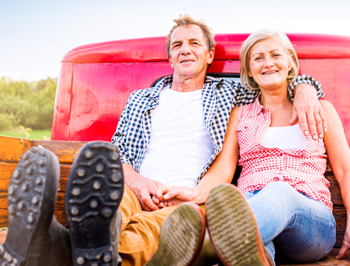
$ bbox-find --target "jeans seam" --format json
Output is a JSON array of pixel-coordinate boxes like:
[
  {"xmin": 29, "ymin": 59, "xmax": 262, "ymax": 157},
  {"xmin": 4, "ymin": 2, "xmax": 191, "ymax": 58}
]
[{"xmin": 314, "ymin": 240, "xmax": 335, "ymax": 261}]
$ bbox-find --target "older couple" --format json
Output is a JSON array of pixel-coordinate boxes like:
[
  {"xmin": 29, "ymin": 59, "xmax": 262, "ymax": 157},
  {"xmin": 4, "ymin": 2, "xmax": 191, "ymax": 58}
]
[
  {"xmin": 148, "ymin": 29, "xmax": 350, "ymax": 266},
  {"xmin": 1, "ymin": 14, "xmax": 344, "ymax": 266}
]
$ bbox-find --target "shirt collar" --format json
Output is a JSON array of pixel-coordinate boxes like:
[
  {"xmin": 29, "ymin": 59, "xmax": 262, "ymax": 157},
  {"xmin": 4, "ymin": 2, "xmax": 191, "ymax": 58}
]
[
  {"xmin": 250, "ymin": 94, "xmax": 268, "ymax": 117},
  {"xmin": 204, "ymin": 75, "xmax": 222, "ymax": 85},
  {"xmin": 145, "ymin": 76, "xmax": 173, "ymax": 99},
  {"xmin": 145, "ymin": 75, "xmax": 223, "ymax": 99}
]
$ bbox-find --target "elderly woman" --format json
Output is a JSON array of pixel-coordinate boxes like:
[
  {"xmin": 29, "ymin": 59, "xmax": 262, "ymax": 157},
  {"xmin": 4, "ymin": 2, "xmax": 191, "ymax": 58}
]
[{"xmin": 201, "ymin": 30, "xmax": 350, "ymax": 265}]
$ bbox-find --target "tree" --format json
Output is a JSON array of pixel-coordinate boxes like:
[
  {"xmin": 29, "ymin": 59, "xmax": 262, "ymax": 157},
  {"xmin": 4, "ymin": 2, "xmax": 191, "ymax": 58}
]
[{"xmin": 0, "ymin": 76, "xmax": 57, "ymax": 130}]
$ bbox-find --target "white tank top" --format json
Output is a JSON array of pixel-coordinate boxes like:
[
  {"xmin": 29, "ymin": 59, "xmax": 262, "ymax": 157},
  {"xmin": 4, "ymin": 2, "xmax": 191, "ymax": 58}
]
[
  {"xmin": 139, "ymin": 86, "xmax": 214, "ymax": 188},
  {"xmin": 261, "ymin": 124, "xmax": 307, "ymax": 151},
  {"xmin": 261, "ymin": 124, "xmax": 307, "ymax": 181}
]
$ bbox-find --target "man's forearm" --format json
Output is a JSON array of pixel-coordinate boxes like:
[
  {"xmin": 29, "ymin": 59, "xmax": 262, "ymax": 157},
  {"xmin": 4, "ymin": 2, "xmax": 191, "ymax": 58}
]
[{"xmin": 122, "ymin": 163, "xmax": 143, "ymax": 188}]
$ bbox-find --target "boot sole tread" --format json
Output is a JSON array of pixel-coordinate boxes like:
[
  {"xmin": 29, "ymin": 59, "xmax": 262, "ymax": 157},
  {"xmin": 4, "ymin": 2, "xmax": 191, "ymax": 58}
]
[
  {"xmin": 206, "ymin": 184, "xmax": 270, "ymax": 266},
  {"xmin": 65, "ymin": 142, "xmax": 124, "ymax": 266},
  {"xmin": 0, "ymin": 147, "xmax": 59, "ymax": 266},
  {"xmin": 146, "ymin": 203, "xmax": 205, "ymax": 266}
]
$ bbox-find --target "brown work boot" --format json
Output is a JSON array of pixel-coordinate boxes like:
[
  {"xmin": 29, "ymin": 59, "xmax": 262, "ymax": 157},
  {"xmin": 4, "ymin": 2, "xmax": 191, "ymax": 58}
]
[
  {"xmin": 65, "ymin": 141, "xmax": 124, "ymax": 266},
  {"xmin": 206, "ymin": 184, "xmax": 274, "ymax": 266},
  {"xmin": 0, "ymin": 147, "xmax": 73, "ymax": 266},
  {"xmin": 146, "ymin": 202, "xmax": 206, "ymax": 266}
]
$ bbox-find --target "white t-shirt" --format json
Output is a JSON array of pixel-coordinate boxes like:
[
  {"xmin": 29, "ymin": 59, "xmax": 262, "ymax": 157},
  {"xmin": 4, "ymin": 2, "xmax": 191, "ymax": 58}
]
[{"xmin": 139, "ymin": 86, "xmax": 214, "ymax": 188}]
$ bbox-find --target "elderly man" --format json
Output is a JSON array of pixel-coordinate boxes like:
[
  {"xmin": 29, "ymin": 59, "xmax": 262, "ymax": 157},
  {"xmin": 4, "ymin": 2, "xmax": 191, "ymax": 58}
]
[{"xmin": 1, "ymin": 14, "xmax": 325, "ymax": 266}]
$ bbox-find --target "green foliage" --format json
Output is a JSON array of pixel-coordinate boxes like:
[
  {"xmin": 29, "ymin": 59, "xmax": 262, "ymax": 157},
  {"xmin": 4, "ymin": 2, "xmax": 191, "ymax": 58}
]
[
  {"xmin": 0, "ymin": 76, "xmax": 57, "ymax": 130},
  {"xmin": 0, "ymin": 113, "xmax": 14, "ymax": 131}
]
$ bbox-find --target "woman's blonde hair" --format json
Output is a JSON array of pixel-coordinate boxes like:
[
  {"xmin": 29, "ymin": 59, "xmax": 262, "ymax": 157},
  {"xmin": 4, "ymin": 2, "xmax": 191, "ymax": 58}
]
[{"xmin": 240, "ymin": 30, "xmax": 299, "ymax": 90}]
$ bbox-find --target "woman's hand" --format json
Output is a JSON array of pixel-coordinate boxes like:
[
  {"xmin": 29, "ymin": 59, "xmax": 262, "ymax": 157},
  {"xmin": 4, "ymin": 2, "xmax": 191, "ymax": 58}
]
[{"xmin": 336, "ymin": 220, "xmax": 350, "ymax": 259}]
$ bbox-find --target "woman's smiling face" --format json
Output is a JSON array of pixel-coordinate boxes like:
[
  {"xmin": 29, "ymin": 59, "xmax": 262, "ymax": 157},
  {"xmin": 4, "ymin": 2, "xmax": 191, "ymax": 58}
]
[{"xmin": 248, "ymin": 37, "xmax": 293, "ymax": 91}]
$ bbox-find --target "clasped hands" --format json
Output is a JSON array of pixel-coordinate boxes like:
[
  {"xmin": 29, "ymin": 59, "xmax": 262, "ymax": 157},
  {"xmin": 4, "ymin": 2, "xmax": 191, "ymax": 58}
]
[
  {"xmin": 152, "ymin": 185, "xmax": 197, "ymax": 208},
  {"xmin": 130, "ymin": 176, "xmax": 197, "ymax": 212}
]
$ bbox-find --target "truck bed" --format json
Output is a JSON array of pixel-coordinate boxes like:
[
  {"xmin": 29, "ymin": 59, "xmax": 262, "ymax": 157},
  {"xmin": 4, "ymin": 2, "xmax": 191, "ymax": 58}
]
[{"xmin": 0, "ymin": 135, "xmax": 349, "ymax": 265}]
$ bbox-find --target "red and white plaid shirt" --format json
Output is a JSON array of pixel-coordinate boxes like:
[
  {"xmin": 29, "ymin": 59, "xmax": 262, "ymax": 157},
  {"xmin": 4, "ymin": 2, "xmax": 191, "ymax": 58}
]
[{"xmin": 237, "ymin": 97, "xmax": 332, "ymax": 211}]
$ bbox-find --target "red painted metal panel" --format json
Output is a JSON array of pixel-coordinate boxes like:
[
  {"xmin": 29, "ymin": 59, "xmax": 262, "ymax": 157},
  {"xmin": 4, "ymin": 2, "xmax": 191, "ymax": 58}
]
[
  {"xmin": 65, "ymin": 62, "xmax": 172, "ymax": 141},
  {"xmin": 52, "ymin": 62, "xmax": 73, "ymax": 140},
  {"xmin": 62, "ymin": 37, "xmax": 168, "ymax": 63},
  {"xmin": 298, "ymin": 58, "xmax": 350, "ymax": 144},
  {"xmin": 52, "ymin": 60, "xmax": 242, "ymax": 141},
  {"xmin": 62, "ymin": 34, "xmax": 350, "ymax": 63},
  {"xmin": 207, "ymin": 60, "xmax": 240, "ymax": 73},
  {"xmin": 52, "ymin": 34, "xmax": 350, "ymax": 143}
]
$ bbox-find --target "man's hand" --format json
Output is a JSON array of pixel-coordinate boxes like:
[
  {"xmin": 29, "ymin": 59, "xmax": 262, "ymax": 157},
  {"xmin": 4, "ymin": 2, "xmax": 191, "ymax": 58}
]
[
  {"xmin": 132, "ymin": 177, "xmax": 165, "ymax": 211},
  {"xmin": 291, "ymin": 83, "xmax": 327, "ymax": 139},
  {"xmin": 123, "ymin": 164, "xmax": 164, "ymax": 212},
  {"xmin": 155, "ymin": 186, "xmax": 197, "ymax": 207}
]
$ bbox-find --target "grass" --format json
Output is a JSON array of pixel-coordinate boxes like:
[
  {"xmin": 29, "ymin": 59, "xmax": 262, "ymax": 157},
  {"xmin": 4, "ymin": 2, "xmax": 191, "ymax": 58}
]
[{"xmin": 0, "ymin": 128, "xmax": 51, "ymax": 140}]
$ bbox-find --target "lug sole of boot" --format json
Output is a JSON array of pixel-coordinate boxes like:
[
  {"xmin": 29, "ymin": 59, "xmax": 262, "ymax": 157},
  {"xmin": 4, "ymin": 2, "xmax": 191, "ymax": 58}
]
[
  {"xmin": 65, "ymin": 142, "xmax": 124, "ymax": 266},
  {"xmin": 146, "ymin": 202, "xmax": 206, "ymax": 266},
  {"xmin": 0, "ymin": 147, "xmax": 59, "ymax": 266},
  {"xmin": 206, "ymin": 184, "xmax": 271, "ymax": 266}
]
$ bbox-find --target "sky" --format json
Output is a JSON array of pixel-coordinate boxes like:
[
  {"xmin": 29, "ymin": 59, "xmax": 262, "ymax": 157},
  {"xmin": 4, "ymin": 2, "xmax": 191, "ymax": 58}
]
[{"xmin": 1, "ymin": 0, "xmax": 349, "ymax": 81}]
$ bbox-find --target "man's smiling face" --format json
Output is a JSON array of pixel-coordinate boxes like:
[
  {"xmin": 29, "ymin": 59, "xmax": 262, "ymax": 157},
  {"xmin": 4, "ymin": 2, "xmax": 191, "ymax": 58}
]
[{"xmin": 168, "ymin": 25, "xmax": 214, "ymax": 80}]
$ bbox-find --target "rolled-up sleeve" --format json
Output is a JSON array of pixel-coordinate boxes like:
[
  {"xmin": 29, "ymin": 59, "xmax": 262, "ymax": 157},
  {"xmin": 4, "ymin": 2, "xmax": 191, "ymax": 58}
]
[{"xmin": 288, "ymin": 75, "xmax": 324, "ymax": 100}]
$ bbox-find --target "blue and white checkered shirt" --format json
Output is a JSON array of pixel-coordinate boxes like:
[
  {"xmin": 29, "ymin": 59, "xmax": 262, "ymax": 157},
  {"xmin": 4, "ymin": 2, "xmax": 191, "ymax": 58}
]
[{"xmin": 112, "ymin": 75, "xmax": 323, "ymax": 184}]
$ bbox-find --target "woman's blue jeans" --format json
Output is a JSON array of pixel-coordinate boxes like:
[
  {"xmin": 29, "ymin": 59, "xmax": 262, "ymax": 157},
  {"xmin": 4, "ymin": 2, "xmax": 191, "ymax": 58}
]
[{"xmin": 243, "ymin": 181, "xmax": 336, "ymax": 265}]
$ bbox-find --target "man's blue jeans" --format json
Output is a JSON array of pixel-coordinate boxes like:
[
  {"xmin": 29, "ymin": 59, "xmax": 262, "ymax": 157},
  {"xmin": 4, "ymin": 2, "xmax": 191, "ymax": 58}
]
[{"xmin": 243, "ymin": 181, "xmax": 336, "ymax": 265}]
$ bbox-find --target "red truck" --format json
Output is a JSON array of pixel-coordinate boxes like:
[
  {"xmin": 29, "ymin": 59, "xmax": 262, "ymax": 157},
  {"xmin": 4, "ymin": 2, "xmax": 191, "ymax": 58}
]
[{"xmin": 1, "ymin": 33, "xmax": 350, "ymax": 265}]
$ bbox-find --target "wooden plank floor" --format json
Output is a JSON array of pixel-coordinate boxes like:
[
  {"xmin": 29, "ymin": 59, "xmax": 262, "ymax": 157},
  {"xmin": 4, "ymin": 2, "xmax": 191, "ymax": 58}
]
[{"xmin": 0, "ymin": 228, "xmax": 349, "ymax": 265}]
